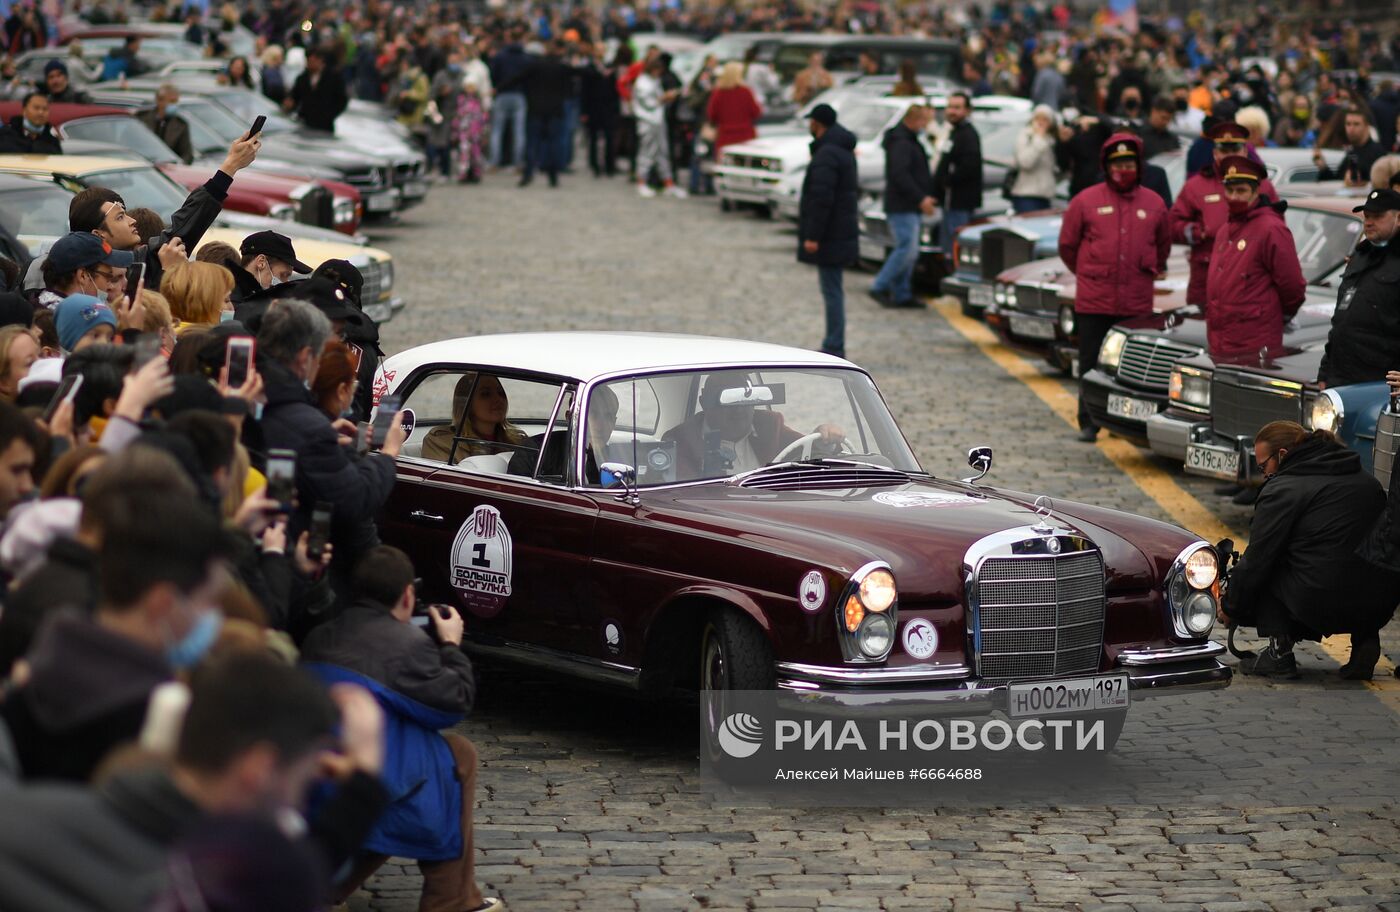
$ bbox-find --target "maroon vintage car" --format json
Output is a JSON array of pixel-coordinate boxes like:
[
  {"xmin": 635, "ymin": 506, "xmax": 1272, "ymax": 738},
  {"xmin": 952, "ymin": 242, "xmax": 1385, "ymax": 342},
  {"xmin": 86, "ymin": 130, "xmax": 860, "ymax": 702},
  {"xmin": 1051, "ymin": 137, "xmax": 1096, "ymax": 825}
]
[{"xmin": 374, "ymin": 333, "xmax": 1230, "ymax": 746}]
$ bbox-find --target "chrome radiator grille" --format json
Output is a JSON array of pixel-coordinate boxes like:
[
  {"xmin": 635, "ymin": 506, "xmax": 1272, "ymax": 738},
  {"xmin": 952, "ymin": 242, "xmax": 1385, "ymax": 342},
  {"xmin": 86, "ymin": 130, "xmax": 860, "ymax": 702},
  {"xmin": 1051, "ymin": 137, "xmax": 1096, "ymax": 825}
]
[
  {"xmin": 1115, "ymin": 336, "xmax": 1200, "ymax": 391},
  {"xmin": 973, "ymin": 551, "xmax": 1106, "ymax": 680},
  {"xmin": 1375, "ymin": 407, "xmax": 1398, "ymax": 493},
  {"xmin": 359, "ymin": 260, "xmax": 383, "ymax": 304},
  {"xmin": 1014, "ymin": 283, "xmax": 1058, "ymax": 315},
  {"xmin": 1211, "ymin": 374, "xmax": 1302, "ymax": 440}
]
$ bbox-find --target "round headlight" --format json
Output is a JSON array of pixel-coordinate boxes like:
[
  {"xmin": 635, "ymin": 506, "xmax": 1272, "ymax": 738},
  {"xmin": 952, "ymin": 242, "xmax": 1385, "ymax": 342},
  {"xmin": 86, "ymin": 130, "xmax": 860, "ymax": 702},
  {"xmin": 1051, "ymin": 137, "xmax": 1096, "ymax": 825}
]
[
  {"xmin": 1098, "ymin": 330, "xmax": 1127, "ymax": 370},
  {"xmin": 1058, "ymin": 304, "xmax": 1075, "ymax": 337},
  {"xmin": 1184, "ymin": 592, "xmax": 1215, "ymax": 636},
  {"xmin": 859, "ymin": 569, "xmax": 896, "ymax": 612},
  {"xmin": 1308, "ymin": 391, "xmax": 1342, "ymax": 435},
  {"xmin": 1184, "ymin": 548, "xmax": 1218, "ymax": 589},
  {"xmin": 1168, "ymin": 572, "xmax": 1189, "ymax": 610},
  {"xmin": 859, "ymin": 614, "xmax": 893, "ymax": 657}
]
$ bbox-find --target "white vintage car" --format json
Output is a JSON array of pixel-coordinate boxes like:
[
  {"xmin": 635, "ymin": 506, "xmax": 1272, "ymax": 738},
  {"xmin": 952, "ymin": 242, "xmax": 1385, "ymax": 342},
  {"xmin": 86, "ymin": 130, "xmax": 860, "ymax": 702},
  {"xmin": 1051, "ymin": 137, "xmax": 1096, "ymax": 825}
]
[{"xmin": 715, "ymin": 94, "xmax": 1031, "ymax": 213}]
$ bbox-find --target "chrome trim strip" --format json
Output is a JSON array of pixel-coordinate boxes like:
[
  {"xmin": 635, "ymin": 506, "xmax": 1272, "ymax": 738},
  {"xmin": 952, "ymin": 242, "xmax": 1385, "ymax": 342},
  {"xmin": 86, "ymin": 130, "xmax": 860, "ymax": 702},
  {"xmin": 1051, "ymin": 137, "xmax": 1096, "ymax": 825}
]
[
  {"xmin": 1117, "ymin": 641, "xmax": 1226, "ymax": 666},
  {"xmin": 776, "ymin": 661, "xmax": 972, "ymax": 684},
  {"xmin": 460, "ymin": 637, "xmax": 641, "ymax": 688}
]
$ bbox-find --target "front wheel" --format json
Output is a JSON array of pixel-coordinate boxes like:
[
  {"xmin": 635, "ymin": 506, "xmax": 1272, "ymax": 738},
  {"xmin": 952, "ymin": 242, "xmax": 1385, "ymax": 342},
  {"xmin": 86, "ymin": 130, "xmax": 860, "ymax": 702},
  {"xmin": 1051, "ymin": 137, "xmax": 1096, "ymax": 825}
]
[{"xmin": 701, "ymin": 609, "xmax": 775, "ymax": 762}]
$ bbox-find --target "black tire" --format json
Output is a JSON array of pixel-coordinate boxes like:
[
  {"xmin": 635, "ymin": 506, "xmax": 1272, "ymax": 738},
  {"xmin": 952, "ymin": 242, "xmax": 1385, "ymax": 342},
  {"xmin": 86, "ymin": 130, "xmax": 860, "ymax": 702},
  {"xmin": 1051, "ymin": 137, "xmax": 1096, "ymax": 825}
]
[{"xmin": 700, "ymin": 608, "xmax": 775, "ymax": 761}]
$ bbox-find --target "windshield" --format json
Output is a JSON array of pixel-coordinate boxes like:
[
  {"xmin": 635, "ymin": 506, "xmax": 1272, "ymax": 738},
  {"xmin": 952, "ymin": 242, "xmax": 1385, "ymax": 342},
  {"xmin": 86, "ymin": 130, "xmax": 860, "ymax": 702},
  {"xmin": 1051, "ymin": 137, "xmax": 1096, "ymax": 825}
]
[
  {"xmin": 62, "ymin": 116, "xmax": 179, "ymax": 164},
  {"xmin": 178, "ymin": 98, "xmax": 247, "ymax": 144},
  {"xmin": 842, "ymin": 103, "xmax": 900, "ymax": 143},
  {"xmin": 0, "ymin": 184, "xmax": 78, "ymax": 249},
  {"xmin": 586, "ymin": 368, "xmax": 920, "ymax": 486},
  {"xmin": 1287, "ymin": 207, "xmax": 1362, "ymax": 284},
  {"xmin": 84, "ymin": 167, "xmax": 189, "ymax": 216},
  {"xmin": 205, "ymin": 91, "xmax": 297, "ymax": 134}
]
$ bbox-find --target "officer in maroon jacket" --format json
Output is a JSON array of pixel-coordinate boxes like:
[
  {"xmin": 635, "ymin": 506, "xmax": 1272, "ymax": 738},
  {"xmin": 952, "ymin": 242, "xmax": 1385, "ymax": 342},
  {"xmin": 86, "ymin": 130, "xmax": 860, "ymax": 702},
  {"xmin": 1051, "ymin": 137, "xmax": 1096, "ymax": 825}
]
[
  {"xmin": 1058, "ymin": 133, "xmax": 1172, "ymax": 441},
  {"xmin": 1169, "ymin": 122, "xmax": 1281, "ymax": 307},
  {"xmin": 1204, "ymin": 155, "xmax": 1307, "ymax": 360}
]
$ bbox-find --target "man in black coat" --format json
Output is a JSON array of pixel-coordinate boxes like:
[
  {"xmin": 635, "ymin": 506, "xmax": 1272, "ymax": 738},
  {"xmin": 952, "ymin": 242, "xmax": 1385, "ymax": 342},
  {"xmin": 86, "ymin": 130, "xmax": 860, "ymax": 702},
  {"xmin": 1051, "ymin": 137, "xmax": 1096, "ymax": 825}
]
[
  {"xmin": 286, "ymin": 46, "xmax": 348, "ymax": 133},
  {"xmin": 798, "ymin": 104, "xmax": 859, "ymax": 358},
  {"xmin": 930, "ymin": 91, "xmax": 983, "ymax": 258},
  {"xmin": 1314, "ymin": 107, "xmax": 1385, "ymax": 187},
  {"xmin": 869, "ymin": 103, "xmax": 933, "ymax": 309},
  {"xmin": 497, "ymin": 40, "xmax": 577, "ymax": 187},
  {"xmin": 0, "ymin": 93, "xmax": 62, "ymax": 154},
  {"xmin": 1318, "ymin": 189, "xmax": 1400, "ymax": 389}
]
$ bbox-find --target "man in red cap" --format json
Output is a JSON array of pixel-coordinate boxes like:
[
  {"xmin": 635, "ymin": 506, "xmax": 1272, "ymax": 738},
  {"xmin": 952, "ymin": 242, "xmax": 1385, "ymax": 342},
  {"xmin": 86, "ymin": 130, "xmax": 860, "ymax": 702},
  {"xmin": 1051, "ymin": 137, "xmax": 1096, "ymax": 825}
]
[
  {"xmin": 1058, "ymin": 133, "xmax": 1171, "ymax": 442},
  {"xmin": 1203, "ymin": 155, "xmax": 1306, "ymax": 360},
  {"xmin": 1169, "ymin": 122, "xmax": 1280, "ymax": 307}
]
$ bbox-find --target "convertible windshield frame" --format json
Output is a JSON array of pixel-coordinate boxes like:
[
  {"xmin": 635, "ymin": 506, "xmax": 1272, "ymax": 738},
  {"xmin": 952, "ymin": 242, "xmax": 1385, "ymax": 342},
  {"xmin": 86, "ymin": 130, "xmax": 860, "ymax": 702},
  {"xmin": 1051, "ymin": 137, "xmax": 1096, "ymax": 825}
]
[{"xmin": 576, "ymin": 364, "xmax": 924, "ymax": 491}]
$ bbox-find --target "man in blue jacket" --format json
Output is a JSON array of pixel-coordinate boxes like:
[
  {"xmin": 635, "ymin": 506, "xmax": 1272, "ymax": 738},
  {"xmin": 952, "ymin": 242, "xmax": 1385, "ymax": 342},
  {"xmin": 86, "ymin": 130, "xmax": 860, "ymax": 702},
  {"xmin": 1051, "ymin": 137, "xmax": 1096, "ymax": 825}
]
[
  {"xmin": 301, "ymin": 545, "xmax": 499, "ymax": 912},
  {"xmin": 869, "ymin": 103, "xmax": 934, "ymax": 309},
  {"xmin": 798, "ymin": 103, "xmax": 859, "ymax": 358}
]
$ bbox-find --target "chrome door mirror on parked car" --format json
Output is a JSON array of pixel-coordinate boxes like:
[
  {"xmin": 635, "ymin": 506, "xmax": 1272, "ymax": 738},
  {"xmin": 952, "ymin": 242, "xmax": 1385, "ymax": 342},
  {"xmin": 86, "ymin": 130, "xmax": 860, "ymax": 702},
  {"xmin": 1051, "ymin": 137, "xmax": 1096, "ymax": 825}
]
[
  {"xmin": 600, "ymin": 462, "xmax": 639, "ymax": 504},
  {"xmin": 963, "ymin": 446, "xmax": 993, "ymax": 484}
]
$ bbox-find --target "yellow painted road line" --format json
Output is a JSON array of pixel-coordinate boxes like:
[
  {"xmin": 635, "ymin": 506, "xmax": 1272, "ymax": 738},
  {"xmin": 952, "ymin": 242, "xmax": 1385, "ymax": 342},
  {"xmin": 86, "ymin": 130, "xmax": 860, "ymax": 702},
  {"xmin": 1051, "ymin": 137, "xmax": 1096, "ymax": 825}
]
[{"xmin": 933, "ymin": 298, "xmax": 1400, "ymax": 688}]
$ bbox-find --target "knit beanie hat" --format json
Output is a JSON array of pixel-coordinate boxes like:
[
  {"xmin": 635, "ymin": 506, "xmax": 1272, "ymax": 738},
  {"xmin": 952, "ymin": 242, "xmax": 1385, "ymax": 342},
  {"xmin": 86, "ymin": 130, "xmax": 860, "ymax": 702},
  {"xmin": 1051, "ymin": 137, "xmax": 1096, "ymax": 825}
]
[{"xmin": 55, "ymin": 294, "xmax": 117, "ymax": 352}]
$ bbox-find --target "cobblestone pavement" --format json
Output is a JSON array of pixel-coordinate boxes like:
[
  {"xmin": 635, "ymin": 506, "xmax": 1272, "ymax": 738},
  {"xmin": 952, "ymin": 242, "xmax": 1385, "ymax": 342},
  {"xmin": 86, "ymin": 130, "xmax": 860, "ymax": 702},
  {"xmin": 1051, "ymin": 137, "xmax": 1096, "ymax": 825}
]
[{"xmin": 345, "ymin": 172, "xmax": 1400, "ymax": 912}]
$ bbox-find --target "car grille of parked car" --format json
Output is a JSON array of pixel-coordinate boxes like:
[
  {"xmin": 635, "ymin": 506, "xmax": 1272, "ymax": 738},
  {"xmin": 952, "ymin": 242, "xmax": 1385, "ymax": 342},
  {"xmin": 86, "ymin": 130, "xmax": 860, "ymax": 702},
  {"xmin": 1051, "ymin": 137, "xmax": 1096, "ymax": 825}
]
[
  {"xmin": 978, "ymin": 232, "xmax": 1038, "ymax": 282},
  {"xmin": 727, "ymin": 154, "xmax": 779, "ymax": 172},
  {"xmin": 297, "ymin": 186, "xmax": 334, "ymax": 228},
  {"xmin": 359, "ymin": 260, "xmax": 384, "ymax": 304},
  {"xmin": 734, "ymin": 467, "xmax": 910, "ymax": 491},
  {"xmin": 973, "ymin": 550, "xmax": 1106, "ymax": 681},
  {"xmin": 1211, "ymin": 371, "xmax": 1303, "ymax": 440},
  {"xmin": 1013, "ymin": 283, "xmax": 1058, "ymax": 315},
  {"xmin": 1375, "ymin": 406, "xmax": 1399, "ymax": 493},
  {"xmin": 395, "ymin": 161, "xmax": 423, "ymax": 184},
  {"xmin": 1115, "ymin": 336, "xmax": 1201, "ymax": 391}
]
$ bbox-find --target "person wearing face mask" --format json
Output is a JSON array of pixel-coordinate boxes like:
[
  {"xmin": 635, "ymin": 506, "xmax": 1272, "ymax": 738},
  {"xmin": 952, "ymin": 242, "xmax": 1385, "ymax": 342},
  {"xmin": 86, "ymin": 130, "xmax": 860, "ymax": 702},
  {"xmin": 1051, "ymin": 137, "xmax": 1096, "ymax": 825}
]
[
  {"xmin": 1170, "ymin": 121, "xmax": 1280, "ymax": 308},
  {"xmin": 1317, "ymin": 189, "xmax": 1400, "ymax": 390},
  {"xmin": 0, "ymin": 92, "xmax": 61, "ymax": 154},
  {"xmin": 1220, "ymin": 421, "xmax": 1399, "ymax": 680},
  {"xmin": 236, "ymin": 230, "xmax": 312, "ymax": 298},
  {"xmin": 1202, "ymin": 155, "xmax": 1306, "ymax": 362},
  {"xmin": 35, "ymin": 231, "xmax": 134, "ymax": 311},
  {"xmin": 135, "ymin": 83, "xmax": 195, "ymax": 164},
  {"xmin": 1058, "ymin": 133, "xmax": 1171, "ymax": 442},
  {"xmin": 0, "ymin": 460, "xmax": 225, "ymax": 783}
]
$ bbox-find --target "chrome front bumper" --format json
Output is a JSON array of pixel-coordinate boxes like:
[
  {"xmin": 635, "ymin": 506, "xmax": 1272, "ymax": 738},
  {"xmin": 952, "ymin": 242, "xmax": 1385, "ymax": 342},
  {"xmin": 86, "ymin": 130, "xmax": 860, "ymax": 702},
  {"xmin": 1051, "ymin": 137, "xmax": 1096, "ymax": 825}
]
[
  {"xmin": 776, "ymin": 642, "xmax": 1230, "ymax": 711},
  {"xmin": 364, "ymin": 296, "xmax": 406, "ymax": 324},
  {"xmin": 1145, "ymin": 412, "xmax": 1207, "ymax": 462}
]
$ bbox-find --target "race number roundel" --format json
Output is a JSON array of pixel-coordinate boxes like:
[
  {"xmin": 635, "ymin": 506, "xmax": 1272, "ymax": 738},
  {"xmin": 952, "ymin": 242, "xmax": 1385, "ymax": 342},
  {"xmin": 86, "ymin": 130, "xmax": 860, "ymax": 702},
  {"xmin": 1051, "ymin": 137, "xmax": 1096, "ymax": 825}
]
[{"xmin": 451, "ymin": 505, "xmax": 514, "ymax": 618}]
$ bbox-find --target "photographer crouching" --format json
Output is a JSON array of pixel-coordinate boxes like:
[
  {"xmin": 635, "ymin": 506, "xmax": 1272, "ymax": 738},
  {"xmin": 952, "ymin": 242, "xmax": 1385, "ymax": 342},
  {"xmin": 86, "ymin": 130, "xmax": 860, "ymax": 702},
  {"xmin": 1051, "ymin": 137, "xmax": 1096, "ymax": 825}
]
[{"xmin": 1221, "ymin": 421, "xmax": 1400, "ymax": 679}]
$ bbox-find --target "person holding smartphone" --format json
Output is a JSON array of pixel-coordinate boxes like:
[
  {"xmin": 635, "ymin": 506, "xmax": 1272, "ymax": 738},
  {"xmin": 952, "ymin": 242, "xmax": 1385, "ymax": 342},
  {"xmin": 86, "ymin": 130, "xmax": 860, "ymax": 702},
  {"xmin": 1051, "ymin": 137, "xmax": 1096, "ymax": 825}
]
[{"xmin": 301, "ymin": 546, "xmax": 500, "ymax": 912}]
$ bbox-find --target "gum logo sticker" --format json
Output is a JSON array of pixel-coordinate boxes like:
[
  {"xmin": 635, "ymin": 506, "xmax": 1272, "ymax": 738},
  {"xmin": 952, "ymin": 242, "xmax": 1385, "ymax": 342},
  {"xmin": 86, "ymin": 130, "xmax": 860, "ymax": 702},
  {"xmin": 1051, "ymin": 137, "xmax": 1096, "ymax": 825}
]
[
  {"xmin": 873, "ymin": 491, "xmax": 978, "ymax": 509},
  {"xmin": 799, "ymin": 571, "xmax": 827, "ymax": 612}
]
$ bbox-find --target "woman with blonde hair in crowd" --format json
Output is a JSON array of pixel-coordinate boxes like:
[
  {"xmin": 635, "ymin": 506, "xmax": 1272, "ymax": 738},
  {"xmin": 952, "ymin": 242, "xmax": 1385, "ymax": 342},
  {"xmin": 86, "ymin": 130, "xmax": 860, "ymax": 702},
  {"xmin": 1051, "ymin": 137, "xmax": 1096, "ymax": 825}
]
[
  {"xmin": 0, "ymin": 324, "xmax": 39, "ymax": 401},
  {"xmin": 161, "ymin": 261, "xmax": 234, "ymax": 333},
  {"xmin": 1235, "ymin": 105, "xmax": 1274, "ymax": 148},
  {"xmin": 139, "ymin": 289, "xmax": 177, "ymax": 356}
]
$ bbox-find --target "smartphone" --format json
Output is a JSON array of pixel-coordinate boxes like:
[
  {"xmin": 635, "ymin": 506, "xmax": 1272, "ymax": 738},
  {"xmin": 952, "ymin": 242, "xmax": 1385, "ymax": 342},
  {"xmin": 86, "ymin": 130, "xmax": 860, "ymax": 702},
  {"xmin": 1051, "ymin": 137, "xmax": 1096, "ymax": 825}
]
[
  {"xmin": 247, "ymin": 114, "xmax": 266, "ymax": 138},
  {"xmin": 124, "ymin": 262, "xmax": 145, "ymax": 306},
  {"xmin": 370, "ymin": 394, "xmax": 402, "ymax": 450},
  {"xmin": 225, "ymin": 336, "xmax": 255, "ymax": 389},
  {"xmin": 132, "ymin": 332, "xmax": 162, "ymax": 368},
  {"xmin": 265, "ymin": 448, "xmax": 296, "ymax": 510},
  {"xmin": 42, "ymin": 374, "xmax": 83, "ymax": 423},
  {"xmin": 307, "ymin": 501, "xmax": 332, "ymax": 559}
]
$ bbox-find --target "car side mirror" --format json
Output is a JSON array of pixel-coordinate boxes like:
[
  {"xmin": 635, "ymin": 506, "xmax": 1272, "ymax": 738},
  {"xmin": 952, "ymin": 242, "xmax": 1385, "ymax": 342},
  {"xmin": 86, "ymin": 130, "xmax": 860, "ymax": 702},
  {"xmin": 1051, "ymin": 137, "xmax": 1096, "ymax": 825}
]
[
  {"xmin": 600, "ymin": 462, "xmax": 639, "ymax": 505},
  {"xmin": 963, "ymin": 446, "xmax": 993, "ymax": 484}
]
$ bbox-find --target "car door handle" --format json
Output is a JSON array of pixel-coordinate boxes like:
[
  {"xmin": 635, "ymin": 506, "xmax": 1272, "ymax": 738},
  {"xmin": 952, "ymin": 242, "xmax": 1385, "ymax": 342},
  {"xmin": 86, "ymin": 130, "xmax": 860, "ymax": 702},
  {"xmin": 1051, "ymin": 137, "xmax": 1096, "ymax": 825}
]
[{"xmin": 410, "ymin": 510, "xmax": 445, "ymax": 523}]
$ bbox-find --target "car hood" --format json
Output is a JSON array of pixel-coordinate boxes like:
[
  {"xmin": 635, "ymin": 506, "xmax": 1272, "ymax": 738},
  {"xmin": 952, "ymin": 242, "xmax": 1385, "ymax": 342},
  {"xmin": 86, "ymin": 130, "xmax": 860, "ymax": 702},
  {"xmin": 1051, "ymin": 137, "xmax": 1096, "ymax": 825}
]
[
  {"xmin": 961, "ymin": 214, "xmax": 1065, "ymax": 244},
  {"xmin": 1114, "ymin": 286, "xmax": 1337, "ymax": 343},
  {"xmin": 1211, "ymin": 345, "xmax": 1323, "ymax": 381},
  {"xmin": 642, "ymin": 475, "xmax": 1189, "ymax": 601}
]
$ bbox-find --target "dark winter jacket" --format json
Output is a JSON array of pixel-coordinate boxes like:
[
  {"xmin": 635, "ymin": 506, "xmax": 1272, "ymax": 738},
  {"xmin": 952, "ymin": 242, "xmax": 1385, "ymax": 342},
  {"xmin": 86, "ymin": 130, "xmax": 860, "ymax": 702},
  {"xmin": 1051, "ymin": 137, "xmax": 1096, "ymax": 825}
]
[
  {"xmin": 931, "ymin": 119, "xmax": 983, "ymax": 211},
  {"xmin": 798, "ymin": 123, "xmax": 859, "ymax": 267},
  {"xmin": 1204, "ymin": 196, "xmax": 1306, "ymax": 358},
  {"xmin": 489, "ymin": 44, "xmax": 533, "ymax": 94},
  {"xmin": 140, "ymin": 169, "xmax": 232, "ymax": 293},
  {"xmin": 1058, "ymin": 133, "xmax": 1171, "ymax": 317},
  {"xmin": 1317, "ymin": 139, "xmax": 1385, "ymax": 186},
  {"xmin": 1317, "ymin": 239, "xmax": 1400, "ymax": 388},
  {"xmin": 1227, "ymin": 435, "xmax": 1398, "ymax": 636},
  {"xmin": 0, "ymin": 115, "xmax": 62, "ymax": 154},
  {"xmin": 0, "ymin": 612, "xmax": 171, "ymax": 782},
  {"xmin": 881, "ymin": 122, "xmax": 931, "ymax": 214},
  {"xmin": 289, "ymin": 67, "xmax": 349, "ymax": 132},
  {"xmin": 0, "ymin": 538, "xmax": 98, "ymax": 677},
  {"xmin": 254, "ymin": 356, "xmax": 396, "ymax": 568},
  {"xmin": 498, "ymin": 55, "xmax": 578, "ymax": 119},
  {"xmin": 1056, "ymin": 117, "xmax": 1115, "ymax": 196}
]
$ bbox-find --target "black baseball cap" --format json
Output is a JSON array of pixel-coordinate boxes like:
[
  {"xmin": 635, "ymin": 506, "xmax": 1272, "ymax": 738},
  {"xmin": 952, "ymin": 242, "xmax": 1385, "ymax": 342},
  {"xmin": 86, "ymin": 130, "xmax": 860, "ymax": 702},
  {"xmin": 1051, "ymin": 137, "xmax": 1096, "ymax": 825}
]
[
  {"xmin": 1353, "ymin": 188, "xmax": 1400, "ymax": 214},
  {"xmin": 311, "ymin": 258, "xmax": 364, "ymax": 306},
  {"xmin": 238, "ymin": 231, "xmax": 312, "ymax": 274},
  {"xmin": 256, "ymin": 276, "xmax": 366, "ymax": 327}
]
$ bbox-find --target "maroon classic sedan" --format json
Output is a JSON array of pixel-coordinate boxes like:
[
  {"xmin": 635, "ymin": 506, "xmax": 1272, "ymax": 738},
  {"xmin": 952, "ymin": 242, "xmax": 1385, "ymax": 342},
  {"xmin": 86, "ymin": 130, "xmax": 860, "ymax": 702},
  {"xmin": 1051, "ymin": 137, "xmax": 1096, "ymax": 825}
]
[{"xmin": 374, "ymin": 333, "xmax": 1230, "ymax": 745}]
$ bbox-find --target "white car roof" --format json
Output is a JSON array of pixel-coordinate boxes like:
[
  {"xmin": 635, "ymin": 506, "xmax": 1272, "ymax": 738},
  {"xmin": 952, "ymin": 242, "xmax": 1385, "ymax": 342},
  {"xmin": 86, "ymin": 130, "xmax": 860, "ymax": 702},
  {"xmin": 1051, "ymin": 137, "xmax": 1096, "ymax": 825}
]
[{"xmin": 382, "ymin": 332, "xmax": 852, "ymax": 384}]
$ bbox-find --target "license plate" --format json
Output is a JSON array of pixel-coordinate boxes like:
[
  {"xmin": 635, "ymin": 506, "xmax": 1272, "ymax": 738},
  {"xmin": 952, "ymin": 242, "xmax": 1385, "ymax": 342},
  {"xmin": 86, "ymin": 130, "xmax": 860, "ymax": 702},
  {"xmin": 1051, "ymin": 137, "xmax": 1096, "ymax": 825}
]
[
  {"xmin": 968, "ymin": 284, "xmax": 994, "ymax": 307},
  {"xmin": 1008, "ymin": 674, "xmax": 1129, "ymax": 718},
  {"xmin": 860, "ymin": 239, "xmax": 887, "ymax": 261},
  {"xmin": 402, "ymin": 180, "xmax": 428, "ymax": 198},
  {"xmin": 1185, "ymin": 443, "xmax": 1241, "ymax": 480},
  {"xmin": 1107, "ymin": 393, "xmax": 1158, "ymax": 421},
  {"xmin": 366, "ymin": 192, "xmax": 397, "ymax": 212},
  {"xmin": 1009, "ymin": 313, "xmax": 1055, "ymax": 340}
]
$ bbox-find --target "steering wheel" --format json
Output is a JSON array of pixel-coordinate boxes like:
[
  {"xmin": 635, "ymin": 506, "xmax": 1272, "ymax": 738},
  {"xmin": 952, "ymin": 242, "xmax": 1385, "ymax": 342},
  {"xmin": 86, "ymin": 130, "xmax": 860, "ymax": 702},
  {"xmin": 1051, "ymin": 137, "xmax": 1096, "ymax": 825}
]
[{"xmin": 771, "ymin": 431, "xmax": 852, "ymax": 464}]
